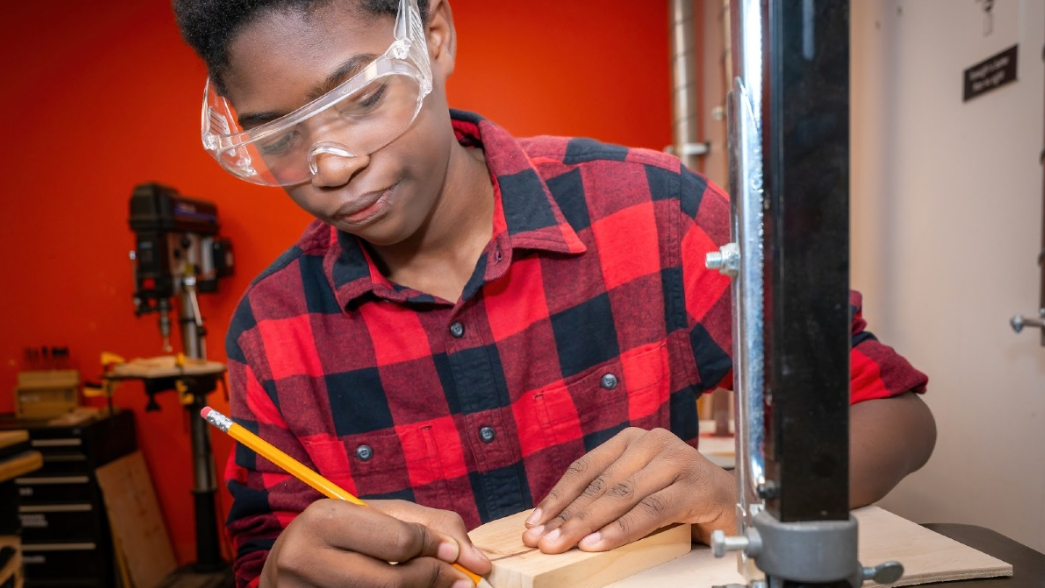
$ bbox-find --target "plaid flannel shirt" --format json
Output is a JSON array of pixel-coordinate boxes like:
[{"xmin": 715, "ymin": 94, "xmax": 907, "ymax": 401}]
[{"xmin": 223, "ymin": 109, "xmax": 928, "ymax": 587}]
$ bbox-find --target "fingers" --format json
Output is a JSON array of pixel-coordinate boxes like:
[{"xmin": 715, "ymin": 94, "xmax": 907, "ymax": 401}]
[
  {"xmin": 523, "ymin": 428, "xmax": 735, "ymax": 554},
  {"xmin": 307, "ymin": 500, "xmax": 446, "ymax": 563},
  {"xmin": 269, "ymin": 499, "xmax": 481, "ymax": 588},
  {"xmin": 276, "ymin": 542, "xmax": 473, "ymax": 588},
  {"xmin": 372, "ymin": 499, "xmax": 492, "ymax": 576},
  {"xmin": 525, "ymin": 428, "xmax": 642, "ymax": 530},
  {"xmin": 525, "ymin": 437, "xmax": 683, "ymax": 553}
]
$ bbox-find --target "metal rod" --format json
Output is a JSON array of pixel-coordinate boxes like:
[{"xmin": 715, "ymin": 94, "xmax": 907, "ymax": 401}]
[
  {"xmin": 671, "ymin": 0, "xmax": 705, "ymax": 169},
  {"xmin": 728, "ymin": 0, "xmax": 768, "ymax": 521}
]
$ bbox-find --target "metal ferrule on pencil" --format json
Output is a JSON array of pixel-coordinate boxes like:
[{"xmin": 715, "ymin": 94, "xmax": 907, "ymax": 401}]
[{"xmin": 203, "ymin": 408, "xmax": 234, "ymax": 432}]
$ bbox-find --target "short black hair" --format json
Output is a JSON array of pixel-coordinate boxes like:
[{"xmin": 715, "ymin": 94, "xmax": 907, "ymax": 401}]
[{"xmin": 173, "ymin": 0, "xmax": 430, "ymax": 93}]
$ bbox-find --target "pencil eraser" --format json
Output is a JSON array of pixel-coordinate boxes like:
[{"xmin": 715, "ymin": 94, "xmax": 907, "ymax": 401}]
[{"xmin": 200, "ymin": 406, "xmax": 212, "ymax": 419}]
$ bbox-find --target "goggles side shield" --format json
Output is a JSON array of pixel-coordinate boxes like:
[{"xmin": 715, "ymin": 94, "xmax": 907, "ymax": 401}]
[{"xmin": 200, "ymin": 0, "xmax": 432, "ymax": 186}]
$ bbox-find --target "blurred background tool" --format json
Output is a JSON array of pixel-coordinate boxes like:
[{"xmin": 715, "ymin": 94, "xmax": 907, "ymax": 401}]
[{"xmin": 115, "ymin": 183, "xmax": 235, "ymax": 585}]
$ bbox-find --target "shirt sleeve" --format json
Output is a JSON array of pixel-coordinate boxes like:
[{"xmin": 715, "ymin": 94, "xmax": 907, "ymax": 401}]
[
  {"xmin": 224, "ymin": 300, "xmax": 323, "ymax": 588},
  {"xmin": 848, "ymin": 290, "xmax": 928, "ymax": 403},
  {"xmin": 678, "ymin": 166, "xmax": 928, "ymax": 404}
]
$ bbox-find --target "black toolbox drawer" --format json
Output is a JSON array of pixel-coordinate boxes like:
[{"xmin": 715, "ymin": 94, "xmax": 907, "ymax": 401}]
[
  {"xmin": 21, "ymin": 542, "xmax": 108, "ymax": 587},
  {"xmin": 19, "ymin": 503, "xmax": 101, "ymax": 543}
]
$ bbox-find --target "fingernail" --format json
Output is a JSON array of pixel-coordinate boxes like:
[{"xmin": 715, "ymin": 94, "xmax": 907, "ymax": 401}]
[
  {"xmin": 473, "ymin": 546, "xmax": 491, "ymax": 564},
  {"xmin": 544, "ymin": 528, "xmax": 561, "ymax": 544},
  {"xmin": 452, "ymin": 580, "xmax": 473, "ymax": 588},
  {"xmin": 523, "ymin": 525, "xmax": 544, "ymax": 541},
  {"xmin": 579, "ymin": 532, "xmax": 601, "ymax": 549},
  {"xmin": 437, "ymin": 540, "xmax": 460, "ymax": 563},
  {"xmin": 525, "ymin": 508, "xmax": 542, "ymax": 527}
]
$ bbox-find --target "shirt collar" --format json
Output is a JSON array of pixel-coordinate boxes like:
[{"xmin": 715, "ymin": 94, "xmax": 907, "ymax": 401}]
[{"xmin": 327, "ymin": 109, "xmax": 585, "ymax": 308}]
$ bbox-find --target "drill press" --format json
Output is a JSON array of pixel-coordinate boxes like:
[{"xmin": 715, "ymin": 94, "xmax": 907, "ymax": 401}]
[{"xmin": 127, "ymin": 182, "xmax": 234, "ymax": 575}]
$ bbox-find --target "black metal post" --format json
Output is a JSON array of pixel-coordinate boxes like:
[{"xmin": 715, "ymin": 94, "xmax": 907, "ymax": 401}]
[{"xmin": 762, "ymin": 0, "xmax": 851, "ymax": 524}]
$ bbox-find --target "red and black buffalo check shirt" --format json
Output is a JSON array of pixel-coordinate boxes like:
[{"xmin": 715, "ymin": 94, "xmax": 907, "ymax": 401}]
[{"xmin": 223, "ymin": 109, "xmax": 928, "ymax": 586}]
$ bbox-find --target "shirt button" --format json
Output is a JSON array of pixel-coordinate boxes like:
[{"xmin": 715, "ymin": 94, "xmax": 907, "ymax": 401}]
[
  {"xmin": 449, "ymin": 321, "xmax": 465, "ymax": 338},
  {"xmin": 600, "ymin": 373, "xmax": 619, "ymax": 390},
  {"xmin": 479, "ymin": 426, "xmax": 496, "ymax": 443},
  {"xmin": 356, "ymin": 445, "xmax": 373, "ymax": 461}
]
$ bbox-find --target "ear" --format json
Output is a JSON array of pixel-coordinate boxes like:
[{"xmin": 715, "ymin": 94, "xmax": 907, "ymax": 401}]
[{"xmin": 425, "ymin": 0, "xmax": 456, "ymax": 79}]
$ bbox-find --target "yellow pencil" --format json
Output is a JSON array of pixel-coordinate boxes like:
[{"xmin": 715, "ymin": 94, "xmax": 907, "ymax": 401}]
[{"xmin": 201, "ymin": 406, "xmax": 484, "ymax": 585}]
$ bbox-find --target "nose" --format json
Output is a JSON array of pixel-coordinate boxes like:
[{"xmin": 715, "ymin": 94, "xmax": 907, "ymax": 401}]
[{"xmin": 308, "ymin": 141, "xmax": 369, "ymax": 187}]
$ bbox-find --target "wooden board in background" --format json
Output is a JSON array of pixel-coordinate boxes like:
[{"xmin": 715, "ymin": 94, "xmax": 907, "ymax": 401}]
[
  {"xmin": 468, "ymin": 509, "xmax": 692, "ymax": 588},
  {"xmin": 0, "ymin": 431, "xmax": 28, "ymax": 450},
  {"xmin": 605, "ymin": 506, "xmax": 1012, "ymax": 588},
  {"xmin": 0, "ymin": 534, "xmax": 22, "ymax": 587},
  {"xmin": 96, "ymin": 451, "xmax": 178, "ymax": 588},
  {"xmin": 0, "ymin": 430, "xmax": 30, "ymax": 464},
  {"xmin": 0, "ymin": 451, "xmax": 42, "ymax": 484}
]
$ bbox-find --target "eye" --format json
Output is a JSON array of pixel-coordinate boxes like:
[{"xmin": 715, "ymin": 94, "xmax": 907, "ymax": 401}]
[
  {"xmin": 345, "ymin": 83, "xmax": 388, "ymax": 115},
  {"xmin": 257, "ymin": 130, "xmax": 301, "ymax": 157}
]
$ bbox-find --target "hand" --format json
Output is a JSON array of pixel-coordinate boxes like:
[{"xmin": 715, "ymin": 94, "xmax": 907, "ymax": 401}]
[
  {"xmin": 522, "ymin": 427, "xmax": 736, "ymax": 553},
  {"xmin": 260, "ymin": 498, "xmax": 492, "ymax": 588}
]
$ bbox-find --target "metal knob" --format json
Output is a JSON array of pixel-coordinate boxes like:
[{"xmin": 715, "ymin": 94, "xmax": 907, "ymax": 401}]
[
  {"xmin": 862, "ymin": 561, "xmax": 904, "ymax": 585},
  {"xmin": 711, "ymin": 530, "xmax": 750, "ymax": 558},
  {"xmin": 1011, "ymin": 314, "xmax": 1045, "ymax": 333},
  {"xmin": 706, "ymin": 243, "xmax": 741, "ymax": 277}
]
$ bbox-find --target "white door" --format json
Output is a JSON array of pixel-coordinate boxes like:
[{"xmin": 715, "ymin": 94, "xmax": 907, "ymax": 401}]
[{"xmin": 851, "ymin": 0, "xmax": 1045, "ymax": 552}]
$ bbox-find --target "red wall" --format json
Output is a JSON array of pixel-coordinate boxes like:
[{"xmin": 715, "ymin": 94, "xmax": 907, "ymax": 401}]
[{"xmin": 0, "ymin": 1, "xmax": 675, "ymax": 564}]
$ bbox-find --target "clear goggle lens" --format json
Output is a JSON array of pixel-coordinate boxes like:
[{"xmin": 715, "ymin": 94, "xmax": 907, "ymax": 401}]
[{"xmin": 200, "ymin": 0, "xmax": 431, "ymax": 187}]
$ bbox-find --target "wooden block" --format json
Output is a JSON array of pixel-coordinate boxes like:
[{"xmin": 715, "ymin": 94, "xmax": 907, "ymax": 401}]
[
  {"xmin": 605, "ymin": 506, "xmax": 1013, "ymax": 588},
  {"xmin": 468, "ymin": 509, "xmax": 691, "ymax": 588},
  {"xmin": 95, "ymin": 451, "xmax": 177, "ymax": 588}
]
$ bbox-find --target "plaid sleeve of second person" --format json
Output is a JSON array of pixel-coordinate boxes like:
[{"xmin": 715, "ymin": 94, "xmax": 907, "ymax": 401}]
[{"xmin": 220, "ymin": 109, "xmax": 928, "ymax": 588}]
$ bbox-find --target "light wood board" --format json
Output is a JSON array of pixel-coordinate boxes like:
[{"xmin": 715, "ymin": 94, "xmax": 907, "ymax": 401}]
[
  {"xmin": 605, "ymin": 506, "xmax": 1012, "ymax": 588},
  {"xmin": 96, "ymin": 451, "xmax": 177, "ymax": 588},
  {"xmin": 468, "ymin": 509, "xmax": 692, "ymax": 588}
]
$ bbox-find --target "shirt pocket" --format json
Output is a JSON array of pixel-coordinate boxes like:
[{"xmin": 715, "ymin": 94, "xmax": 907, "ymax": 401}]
[
  {"xmin": 533, "ymin": 340, "xmax": 672, "ymax": 452},
  {"xmin": 301, "ymin": 428, "xmax": 457, "ymax": 510},
  {"xmin": 300, "ymin": 430, "xmax": 413, "ymax": 500}
]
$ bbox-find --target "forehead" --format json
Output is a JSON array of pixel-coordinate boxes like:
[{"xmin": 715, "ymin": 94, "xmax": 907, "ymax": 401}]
[{"xmin": 223, "ymin": 1, "xmax": 396, "ymax": 110}]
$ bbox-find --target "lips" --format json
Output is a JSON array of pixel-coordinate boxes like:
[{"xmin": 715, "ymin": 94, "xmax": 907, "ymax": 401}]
[{"xmin": 334, "ymin": 183, "xmax": 397, "ymax": 224}]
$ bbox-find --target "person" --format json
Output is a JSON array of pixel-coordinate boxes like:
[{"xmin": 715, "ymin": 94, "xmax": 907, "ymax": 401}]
[{"xmin": 172, "ymin": 0, "xmax": 937, "ymax": 587}]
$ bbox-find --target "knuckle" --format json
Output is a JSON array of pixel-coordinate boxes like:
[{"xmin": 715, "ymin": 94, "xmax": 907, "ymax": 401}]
[
  {"xmin": 647, "ymin": 428, "xmax": 674, "ymax": 448},
  {"xmin": 566, "ymin": 456, "xmax": 590, "ymax": 477},
  {"xmin": 607, "ymin": 480, "xmax": 635, "ymax": 500},
  {"xmin": 614, "ymin": 516, "xmax": 633, "ymax": 537},
  {"xmin": 581, "ymin": 476, "xmax": 606, "ymax": 498},
  {"xmin": 639, "ymin": 494, "xmax": 667, "ymax": 517},
  {"xmin": 390, "ymin": 522, "xmax": 424, "ymax": 559},
  {"xmin": 276, "ymin": 539, "xmax": 317, "ymax": 581},
  {"xmin": 570, "ymin": 508, "xmax": 591, "ymax": 523},
  {"xmin": 441, "ymin": 510, "xmax": 467, "ymax": 534},
  {"xmin": 425, "ymin": 562, "xmax": 442, "ymax": 588}
]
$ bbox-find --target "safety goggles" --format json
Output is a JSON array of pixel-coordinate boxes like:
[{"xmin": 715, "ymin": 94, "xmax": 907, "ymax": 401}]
[{"xmin": 200, "ymin": 0, "xmax": 432, "ymax": 186}]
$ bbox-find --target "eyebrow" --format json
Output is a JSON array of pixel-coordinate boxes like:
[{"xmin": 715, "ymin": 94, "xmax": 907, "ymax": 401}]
[{"xmin": 236, "ymin": 53, "xmax": 380, "ymax": 129}]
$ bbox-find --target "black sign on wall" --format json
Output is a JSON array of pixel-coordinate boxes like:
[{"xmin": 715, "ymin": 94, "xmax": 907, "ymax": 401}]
[{"xmin": 964, "ymin": 45, "xmax": 1019, "ymax": 102}]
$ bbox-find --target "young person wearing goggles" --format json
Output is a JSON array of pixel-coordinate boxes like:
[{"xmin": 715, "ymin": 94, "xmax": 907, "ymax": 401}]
[{"xmin": 174, "ymin": 1, "xmax": 936, "ymax": 587}]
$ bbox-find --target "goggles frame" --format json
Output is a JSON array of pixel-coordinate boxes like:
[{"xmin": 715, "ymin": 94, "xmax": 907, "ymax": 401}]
[{"xmin": 200, "ymin": 0, "xmax": 433, "ymax": 186}]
